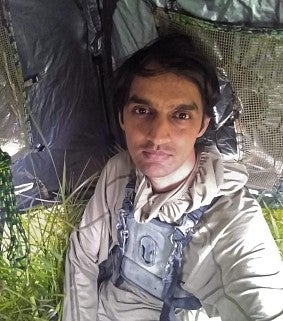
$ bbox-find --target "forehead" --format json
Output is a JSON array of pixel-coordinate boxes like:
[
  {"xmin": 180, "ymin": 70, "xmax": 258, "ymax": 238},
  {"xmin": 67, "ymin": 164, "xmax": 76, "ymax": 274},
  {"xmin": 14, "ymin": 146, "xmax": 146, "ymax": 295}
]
[{"xmin": 128, "ymin": 72, "xmax": 203, "ymax": 109}]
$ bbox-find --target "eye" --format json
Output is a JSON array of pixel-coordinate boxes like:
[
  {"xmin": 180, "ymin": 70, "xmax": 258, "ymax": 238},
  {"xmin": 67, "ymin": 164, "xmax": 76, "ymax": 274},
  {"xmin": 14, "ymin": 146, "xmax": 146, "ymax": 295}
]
[
  {"xmin": 133, "ymin": 106, "xmax": 152, "ymax": 116},
  {"xmin": 173, "ymin": 111, "xmax": 191, "ymax": 120}
]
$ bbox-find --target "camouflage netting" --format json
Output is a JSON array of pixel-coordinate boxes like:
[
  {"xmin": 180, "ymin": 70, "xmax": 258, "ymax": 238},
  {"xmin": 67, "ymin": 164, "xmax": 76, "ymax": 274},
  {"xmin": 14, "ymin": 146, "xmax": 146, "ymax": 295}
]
[
  {"xmin": 0, "ymin": 148, "xmax": 29, "ymax": 266},
  {"xmin": 155, "ymin": 9, "xmax": 283, "ymax": 191},
  {"xmin": 0, "ymin": 3, "xmax": 29, "ymax": 160},
  {"xmin": 0, "ymin": 3, "xmax": 29, "ymax": 266}
]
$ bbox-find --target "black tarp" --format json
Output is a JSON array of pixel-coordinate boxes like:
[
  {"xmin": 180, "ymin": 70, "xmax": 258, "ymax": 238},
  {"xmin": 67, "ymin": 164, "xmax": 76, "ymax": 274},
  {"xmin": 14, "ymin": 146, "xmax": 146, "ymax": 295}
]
[{"xmin": 8, "ymin": 0, "xmax": 118, "ymax": 209}]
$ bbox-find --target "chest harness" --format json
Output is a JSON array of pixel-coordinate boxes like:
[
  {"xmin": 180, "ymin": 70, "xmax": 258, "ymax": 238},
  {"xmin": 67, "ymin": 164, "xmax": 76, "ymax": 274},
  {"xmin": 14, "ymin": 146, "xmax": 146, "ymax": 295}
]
[{"xmin": 108, "ymin": 174, "xmax": 218, "ymax": 321}]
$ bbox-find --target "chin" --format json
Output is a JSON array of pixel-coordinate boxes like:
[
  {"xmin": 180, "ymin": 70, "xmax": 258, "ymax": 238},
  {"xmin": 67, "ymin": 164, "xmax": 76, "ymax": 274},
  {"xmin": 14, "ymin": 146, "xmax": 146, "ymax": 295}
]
[{"xmin": 139, "ymin": 165, "xmax": 172, "ymax": 179}]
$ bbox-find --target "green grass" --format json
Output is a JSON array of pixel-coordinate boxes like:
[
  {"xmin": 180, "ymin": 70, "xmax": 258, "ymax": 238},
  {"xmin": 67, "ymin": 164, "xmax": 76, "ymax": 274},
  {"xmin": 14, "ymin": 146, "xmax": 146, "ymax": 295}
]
[
  {"xmin": 0, "ymin": 205, "xmax": 81, "ymax": 321},
  {"xmin": 262, "ymin": 205, "xmax": 283, "ymax": 258},
  {"xmin": 0, "ymin": 168, "xmax": 99, "ymax": 321}
]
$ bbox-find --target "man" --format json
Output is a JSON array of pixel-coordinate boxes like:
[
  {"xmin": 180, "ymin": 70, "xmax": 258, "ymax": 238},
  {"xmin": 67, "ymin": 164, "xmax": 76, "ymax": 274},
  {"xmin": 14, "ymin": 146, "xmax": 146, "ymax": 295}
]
[{"xmin": 63, "ymin": 35, "xmax": 283, "ymax": 321}]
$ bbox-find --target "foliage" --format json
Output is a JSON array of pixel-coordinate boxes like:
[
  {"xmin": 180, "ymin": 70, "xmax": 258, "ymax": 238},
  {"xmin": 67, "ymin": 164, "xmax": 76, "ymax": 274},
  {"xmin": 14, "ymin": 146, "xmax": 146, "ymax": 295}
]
[
  {"xmin": 262, "ymin": 204, "xmax": 283, "ymax": 258},
  {"xmin": 0, "ymin": 170, "xmax": 99, "ymax": 321},
  {"xmin": 256, "ymin": 191, "xmax": 283, "ymax": 257}
]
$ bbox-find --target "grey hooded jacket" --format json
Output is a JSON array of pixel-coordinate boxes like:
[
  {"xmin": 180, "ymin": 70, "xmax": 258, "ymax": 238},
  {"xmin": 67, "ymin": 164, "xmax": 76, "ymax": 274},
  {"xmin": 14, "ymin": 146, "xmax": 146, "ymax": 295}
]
[{"xmin": 63, "ymin": 145, "xmax": 283, "ymax": 321}]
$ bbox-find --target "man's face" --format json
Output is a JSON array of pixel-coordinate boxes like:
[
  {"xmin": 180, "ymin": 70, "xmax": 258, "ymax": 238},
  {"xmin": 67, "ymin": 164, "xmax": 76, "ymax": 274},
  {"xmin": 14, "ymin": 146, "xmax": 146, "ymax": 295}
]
[{"xmin": 120, "ymin": 72, "xmax": 210, "ymax": 183}]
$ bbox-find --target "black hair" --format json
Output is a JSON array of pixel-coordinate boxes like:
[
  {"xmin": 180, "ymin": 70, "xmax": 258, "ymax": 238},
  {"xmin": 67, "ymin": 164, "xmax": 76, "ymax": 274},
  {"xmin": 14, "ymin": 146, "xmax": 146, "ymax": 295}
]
[{"xmin": 112, "ymin": 34, "xmax": 220, "ymax": 122}]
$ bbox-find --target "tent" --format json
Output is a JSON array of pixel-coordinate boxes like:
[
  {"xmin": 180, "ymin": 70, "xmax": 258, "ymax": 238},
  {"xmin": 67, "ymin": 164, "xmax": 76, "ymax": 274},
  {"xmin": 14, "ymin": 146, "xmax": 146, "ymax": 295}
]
[{"xmin": 1, "ymin": 0, "xmax": 282, "ymax": 210}]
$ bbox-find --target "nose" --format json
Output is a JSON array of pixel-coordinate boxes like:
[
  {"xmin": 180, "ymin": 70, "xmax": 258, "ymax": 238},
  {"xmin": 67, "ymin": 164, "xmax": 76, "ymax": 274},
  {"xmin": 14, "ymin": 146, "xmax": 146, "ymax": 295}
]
[{"xmin": 146, "ymin": 116, "xmax": 171, "ymax": 145}]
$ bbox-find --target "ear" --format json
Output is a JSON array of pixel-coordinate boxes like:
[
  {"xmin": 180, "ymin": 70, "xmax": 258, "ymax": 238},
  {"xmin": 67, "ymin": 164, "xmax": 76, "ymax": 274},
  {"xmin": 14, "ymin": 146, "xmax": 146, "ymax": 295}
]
[
  {"xmin": 197, "ymin": 116, "xmax": 210, "ymax": 137},
  {"xmin": 119, "ymin": 112, "xmax": 125, "ymax": 131}
]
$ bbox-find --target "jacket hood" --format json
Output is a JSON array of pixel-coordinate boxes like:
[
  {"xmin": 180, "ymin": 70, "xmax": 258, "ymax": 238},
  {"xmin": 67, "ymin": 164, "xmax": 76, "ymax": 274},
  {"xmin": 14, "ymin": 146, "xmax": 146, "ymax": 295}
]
[{"xmin": 133, "ymin": 144, "xmax": 248, "ymax": 223}]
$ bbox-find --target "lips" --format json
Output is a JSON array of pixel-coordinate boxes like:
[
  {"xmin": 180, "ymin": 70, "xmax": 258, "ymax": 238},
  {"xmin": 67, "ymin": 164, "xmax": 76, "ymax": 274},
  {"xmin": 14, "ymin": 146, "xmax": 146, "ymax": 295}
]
[{"xmin": 142, "ymin": 149, "xmax": 172, "ymax": 162}]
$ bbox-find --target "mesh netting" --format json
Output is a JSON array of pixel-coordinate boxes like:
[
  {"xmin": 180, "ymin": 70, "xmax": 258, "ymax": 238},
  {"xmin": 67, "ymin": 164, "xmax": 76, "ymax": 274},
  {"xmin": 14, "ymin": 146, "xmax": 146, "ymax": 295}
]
[
  {"xmin": 154, "ymin": 9, "xmax": 283, "ymax": 191},
  {"xmin": 0, "ymin": 4, "xmax": 29, "ymax": 266},
  {"xmin": 0, "ymin": 3, "xmax": 29, "ymax": 159},
  {"xmin": 0, "ymin": 148, "xmax": 29, "ymax": 267}
]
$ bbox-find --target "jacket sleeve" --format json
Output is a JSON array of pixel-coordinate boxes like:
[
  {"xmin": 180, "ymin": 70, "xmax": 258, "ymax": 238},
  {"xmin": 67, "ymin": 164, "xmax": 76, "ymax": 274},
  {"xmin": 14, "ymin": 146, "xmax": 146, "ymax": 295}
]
[
  {"xmin": 206, "ymin": 191, "xmax": 283, "ymax": 321},
  {"xmin": 62, "ymin": 167, "xmax": 111, "ymax": 321}
]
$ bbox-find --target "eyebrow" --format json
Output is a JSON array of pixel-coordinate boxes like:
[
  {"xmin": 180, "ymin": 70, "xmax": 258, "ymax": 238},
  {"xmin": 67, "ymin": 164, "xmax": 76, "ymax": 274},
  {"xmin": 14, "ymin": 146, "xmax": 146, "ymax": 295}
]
[
  {"xmin": 174, "ymin": 103, "xmax": 199, "ymax": 112},
  {"xmin": 127, "ymin": 95, "xmax": 151, "ymax": 106},
  {"xmin": 127, "ymin": 94, "xmax": 200, "ymax": 111}
]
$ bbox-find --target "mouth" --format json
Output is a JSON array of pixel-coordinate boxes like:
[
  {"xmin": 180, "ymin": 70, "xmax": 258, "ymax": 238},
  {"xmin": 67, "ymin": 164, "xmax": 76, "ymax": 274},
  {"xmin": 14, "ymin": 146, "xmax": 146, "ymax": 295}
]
[{"xmin": 142, "ymin": 149, "xmax": 172, "ymax": 162}]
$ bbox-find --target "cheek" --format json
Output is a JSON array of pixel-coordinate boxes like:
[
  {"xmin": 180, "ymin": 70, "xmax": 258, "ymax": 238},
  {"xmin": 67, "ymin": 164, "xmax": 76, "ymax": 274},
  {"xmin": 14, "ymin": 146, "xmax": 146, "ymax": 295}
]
[
  {"xmin": 124, "ymin": 124, "xmax": 143, "ymax": 146},
  {"xmin": 124, "ymin": 120, "xmax": 146, "ymax": 136}
]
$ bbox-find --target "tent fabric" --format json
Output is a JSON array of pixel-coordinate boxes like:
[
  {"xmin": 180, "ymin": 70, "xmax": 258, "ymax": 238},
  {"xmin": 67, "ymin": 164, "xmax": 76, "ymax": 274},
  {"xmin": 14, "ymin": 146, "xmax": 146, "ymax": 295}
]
[
  {"xmin": 1, "ymin": 0, "xmax": 283, "ymax": 209},
  {"xmin": 111, "ymin": 0, "xmax": 283, "ymax": 65},
  {"xmin": 6, "ymin": 0, "xmax": 114, "ymax": 209},
  {"xmin": 175, "ymin": 0, "xmax": 283, "ymax": 27}
]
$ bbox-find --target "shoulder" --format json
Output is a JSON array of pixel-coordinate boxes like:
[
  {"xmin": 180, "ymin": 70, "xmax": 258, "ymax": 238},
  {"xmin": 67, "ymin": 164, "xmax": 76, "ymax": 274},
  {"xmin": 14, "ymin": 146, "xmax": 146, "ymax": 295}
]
[
  {"xmin": 97, "ymin": 150, "xmax": 135, "ymax": 212},
  {"xmin": 82, "ymin": 151, "xmax": 134, "ymax": 228},
  {"xmin": 204, "ymin": 188, "xmax": 266, "ymax": 240},
  {"xmin": 102, "ymin": 150, "xmax": 134, "ymax": 185},
  {"xmin": 105, "ymin": 150, "xmax": 132, "ymax": 172},
  {"xmin": 200, "ymin": 144, "xmax": 249, "ymax": 193},
  {"xmin": 188, "ymin": 190, "xmax": 283, "ymax": 319},
  {"xmin": 203, "ymin": 188, "xmax": 281, "ymax": 271}
]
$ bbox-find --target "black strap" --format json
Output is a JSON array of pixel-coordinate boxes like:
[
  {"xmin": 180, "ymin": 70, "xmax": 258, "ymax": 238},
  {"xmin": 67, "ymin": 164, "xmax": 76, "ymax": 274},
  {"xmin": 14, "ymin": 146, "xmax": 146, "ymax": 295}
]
[
  {"xmin": 112, "ymin": 171, "xmax": 136, "ymax": 286},
  {"xmin": 159, "ymin": 197, "xmax": 220, "ymax": 320}
]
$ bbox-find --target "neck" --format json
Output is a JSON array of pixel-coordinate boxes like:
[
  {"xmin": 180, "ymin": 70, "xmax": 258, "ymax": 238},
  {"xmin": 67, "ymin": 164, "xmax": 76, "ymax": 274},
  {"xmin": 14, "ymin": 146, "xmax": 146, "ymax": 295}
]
[{"xmin": 150, "ymin": 158, "xmax": 196, "ymax": 193}]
